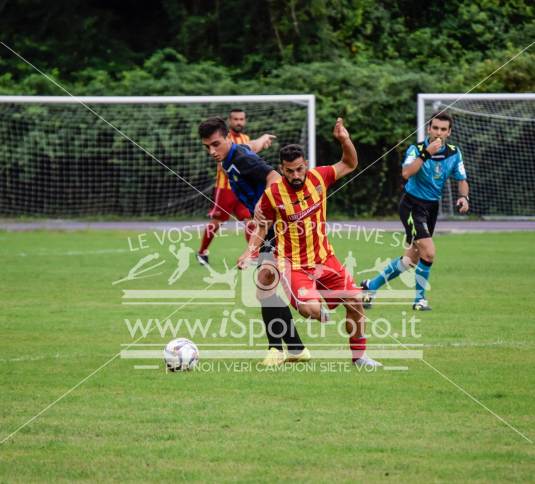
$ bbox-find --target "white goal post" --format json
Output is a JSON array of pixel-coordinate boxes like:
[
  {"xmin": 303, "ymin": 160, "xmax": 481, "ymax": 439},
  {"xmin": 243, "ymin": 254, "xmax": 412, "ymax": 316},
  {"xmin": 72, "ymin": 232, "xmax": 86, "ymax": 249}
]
[
  {"xmin": 417, "ymin": 93, "xmax": 535, "ymax": 218},
  {"xmin": 0, "ymin": 95, "xmax": 315, "ymax": 217}
]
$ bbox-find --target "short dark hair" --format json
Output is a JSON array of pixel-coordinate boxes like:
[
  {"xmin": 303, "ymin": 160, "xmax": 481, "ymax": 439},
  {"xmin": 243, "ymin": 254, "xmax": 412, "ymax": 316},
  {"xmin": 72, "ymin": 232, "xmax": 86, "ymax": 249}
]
[
  {"xmin": 198, "ymin": 117, "xmax": 228, "ymax": 139},
  {"xmin": 229, "ymin": 108, "xmax": 246, "ymax": 116},
  {"xmin": 429, "ymin": 111, "xmax": 453, "ymax": 129},
  {"xmin": 279, "ymin": 144, "xmax": 305, "ymax": 163}
]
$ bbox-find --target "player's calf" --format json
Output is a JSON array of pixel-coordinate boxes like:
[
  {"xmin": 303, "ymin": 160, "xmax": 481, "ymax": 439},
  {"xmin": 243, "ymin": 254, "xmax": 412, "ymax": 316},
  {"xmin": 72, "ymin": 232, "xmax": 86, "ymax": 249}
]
[{"xmin": 344, "ymin": 300, "xmax": 383, "ymax": 369}]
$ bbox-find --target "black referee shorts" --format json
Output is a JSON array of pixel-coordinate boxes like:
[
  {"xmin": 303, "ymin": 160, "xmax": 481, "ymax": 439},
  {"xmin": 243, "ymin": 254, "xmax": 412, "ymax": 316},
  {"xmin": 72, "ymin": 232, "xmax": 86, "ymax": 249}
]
[{"xmin": 399, "ymin": 192, "xmax": 439, "ymax": 245}]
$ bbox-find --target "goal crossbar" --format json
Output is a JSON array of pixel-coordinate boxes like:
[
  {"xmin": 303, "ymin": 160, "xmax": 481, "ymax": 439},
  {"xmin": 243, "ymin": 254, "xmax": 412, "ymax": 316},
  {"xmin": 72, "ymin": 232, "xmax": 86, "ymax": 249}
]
[
  {"xmin": 0, "ymin": 95, "xmax": 316, "ymax": 167},
  {"xmin": 417, "ymin": 93, "xmax": 535, "ymax": 140}
]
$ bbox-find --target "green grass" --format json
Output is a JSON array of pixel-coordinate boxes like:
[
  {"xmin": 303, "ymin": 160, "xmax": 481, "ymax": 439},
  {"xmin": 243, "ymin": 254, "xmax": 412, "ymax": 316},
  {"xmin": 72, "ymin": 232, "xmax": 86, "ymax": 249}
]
[{"xmin": 1, "ymin": 229, "xmax": 535, "ymax": 482}]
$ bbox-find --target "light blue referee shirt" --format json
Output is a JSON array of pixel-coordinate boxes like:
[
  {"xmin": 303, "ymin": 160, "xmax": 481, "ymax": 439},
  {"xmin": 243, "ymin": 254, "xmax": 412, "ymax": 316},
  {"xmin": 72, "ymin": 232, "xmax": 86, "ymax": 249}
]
[{"xmin": 403, "ymin": 136, "xmax": 467, "ymax": 201}]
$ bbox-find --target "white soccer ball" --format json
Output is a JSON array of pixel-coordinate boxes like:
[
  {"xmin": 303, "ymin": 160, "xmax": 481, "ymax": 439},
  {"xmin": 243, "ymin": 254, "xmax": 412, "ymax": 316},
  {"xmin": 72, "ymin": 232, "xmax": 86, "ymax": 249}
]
[{"xmin": 163, "ymin": 338, "xmax": 199, "ymax": 372}]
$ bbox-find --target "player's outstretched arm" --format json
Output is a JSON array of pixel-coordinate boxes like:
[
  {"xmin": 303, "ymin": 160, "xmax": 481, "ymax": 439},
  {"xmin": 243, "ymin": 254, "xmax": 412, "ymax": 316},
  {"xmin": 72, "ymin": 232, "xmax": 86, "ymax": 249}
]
[
  {"xmin": 332, "ymin": 118, "xmax": 358, "ymax": 180},
  {"xmin": 237, "ymin": 221, "xmax": 272, "ymax": 269},
  {"xmin": 248, "ymin": 134, "xmax": 277, "ymax": 153}
]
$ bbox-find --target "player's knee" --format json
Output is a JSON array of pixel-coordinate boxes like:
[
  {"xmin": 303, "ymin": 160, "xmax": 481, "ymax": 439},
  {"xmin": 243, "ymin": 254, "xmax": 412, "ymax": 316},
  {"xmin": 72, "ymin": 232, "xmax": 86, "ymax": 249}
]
[
  {"xmin": 402, "ymin": 255, "xmax": 417, "ymax": 268},
  {"xmin": 256, "ymin": 266, "xmax": 279, "ymax": 300},
  {"xmin": 420, "ymin": 250, "xmax": 435, "ymax": 263},
  {"xmin": 298, "ymin": 301, "xmax": 321, "ymax": 320},
  {"xmin": 257, "ymin": 265, "xmax": 278, "ymax": 288},
  {"xmin": 257, "ymin": 269, "xmax": 275, "ymax": 287}
]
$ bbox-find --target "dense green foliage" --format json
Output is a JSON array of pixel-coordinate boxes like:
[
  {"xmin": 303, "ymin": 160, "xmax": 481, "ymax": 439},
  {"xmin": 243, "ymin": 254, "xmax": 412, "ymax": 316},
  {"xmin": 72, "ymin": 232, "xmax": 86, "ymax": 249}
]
[{"xmin": 0, "ymin": 1, "xmax": 534, "ymax": 215}]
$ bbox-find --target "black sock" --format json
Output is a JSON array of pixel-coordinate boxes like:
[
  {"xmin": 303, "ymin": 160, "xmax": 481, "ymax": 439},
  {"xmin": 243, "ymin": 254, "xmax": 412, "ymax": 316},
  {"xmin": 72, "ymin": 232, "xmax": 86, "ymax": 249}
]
[
  {"xmin": 279, "ymin": 304, "xmax": 305, "ymax": 354},
  {"xmin": 260, "ymin": 294, "xmax": 304, "ymax": 353},
  {"xmin": 419, "ymin": 258, "xmax": 433, "ymax": 267},
  {"xmin": 260, "ymin": 295, "xmax": 284, "ymax": 351}
]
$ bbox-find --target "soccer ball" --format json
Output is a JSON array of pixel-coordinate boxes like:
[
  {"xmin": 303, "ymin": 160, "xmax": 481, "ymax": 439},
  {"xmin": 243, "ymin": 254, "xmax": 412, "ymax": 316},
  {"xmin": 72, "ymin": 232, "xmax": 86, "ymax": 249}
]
[{"xmin": 163, "ymin": 338, "xmax": 199, "ymax": 372}]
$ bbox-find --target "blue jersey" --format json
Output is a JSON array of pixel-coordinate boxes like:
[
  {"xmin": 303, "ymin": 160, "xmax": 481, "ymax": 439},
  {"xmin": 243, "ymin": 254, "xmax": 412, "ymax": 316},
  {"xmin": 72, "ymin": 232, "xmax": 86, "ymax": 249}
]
[
  {"xmin": 403, "ymin": 137, "xmax": 467, "ymax": 201},
  {"xmin": 222, "ymin": 143, "xmax": 274, "ymax": 213}
]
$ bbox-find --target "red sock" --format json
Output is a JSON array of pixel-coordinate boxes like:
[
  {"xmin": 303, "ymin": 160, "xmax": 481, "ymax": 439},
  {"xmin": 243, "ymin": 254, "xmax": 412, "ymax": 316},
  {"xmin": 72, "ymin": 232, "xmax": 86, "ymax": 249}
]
[
  {"xmin": 244, "ymin": 220, "xmax": 255, "ymax": 243},
  {"xmin": 199, "ymin": 222, "xmax": 219, "ymax": 254},
  {"xmin": 349, "ymin": 336, "xmax": 367, "ymax": 362}
]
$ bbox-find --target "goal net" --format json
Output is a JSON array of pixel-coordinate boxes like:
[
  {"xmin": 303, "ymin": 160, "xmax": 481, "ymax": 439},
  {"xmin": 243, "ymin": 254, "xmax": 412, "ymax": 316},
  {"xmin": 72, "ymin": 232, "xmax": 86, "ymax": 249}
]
[
  {"xmin": 0, "ymin": 95, "xmax": 315, "ymax": 217},
  {"xmin": 417, "ymin": 94, "xmax": 535, "ymax": 218}
]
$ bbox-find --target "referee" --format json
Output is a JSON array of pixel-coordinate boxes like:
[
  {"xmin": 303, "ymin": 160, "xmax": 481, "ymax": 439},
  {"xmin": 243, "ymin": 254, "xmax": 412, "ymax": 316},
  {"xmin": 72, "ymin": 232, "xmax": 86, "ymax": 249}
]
[{"xmin": 361, "ymin": 112, "xmax": 470, "ymax": 311}]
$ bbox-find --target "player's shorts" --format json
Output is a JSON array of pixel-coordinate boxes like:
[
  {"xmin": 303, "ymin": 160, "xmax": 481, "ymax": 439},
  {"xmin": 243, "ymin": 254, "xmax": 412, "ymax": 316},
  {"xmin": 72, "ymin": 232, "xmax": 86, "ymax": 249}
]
[
  {"xmin": 208, "ymin": 188, "xmax": 251, "ymax": 221},
  {"xmin": 399, "ymin": 191, "xmax": 439, "ymax": 245},
  {"xmin": 281, "ymin": 254, "xmax": 361, "ymax": 310}
]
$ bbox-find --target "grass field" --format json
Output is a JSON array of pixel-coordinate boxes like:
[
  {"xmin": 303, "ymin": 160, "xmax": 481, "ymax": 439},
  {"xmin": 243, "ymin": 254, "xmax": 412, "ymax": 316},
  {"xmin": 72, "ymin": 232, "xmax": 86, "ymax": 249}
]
[{"xmin": 1, "ymin": 228, "xmax": 535, "ymax": 482}]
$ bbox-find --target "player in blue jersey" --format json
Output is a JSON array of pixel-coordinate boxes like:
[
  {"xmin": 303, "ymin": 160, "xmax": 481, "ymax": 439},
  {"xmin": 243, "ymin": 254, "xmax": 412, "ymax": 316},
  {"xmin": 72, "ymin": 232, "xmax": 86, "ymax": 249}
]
[
  {"xmin": 361, "ymin": 112, "xmax": 470, "ymax": 311},
  {"xmin": 198, "ymin": 117, "xmax": 309, "ymax": 364}
]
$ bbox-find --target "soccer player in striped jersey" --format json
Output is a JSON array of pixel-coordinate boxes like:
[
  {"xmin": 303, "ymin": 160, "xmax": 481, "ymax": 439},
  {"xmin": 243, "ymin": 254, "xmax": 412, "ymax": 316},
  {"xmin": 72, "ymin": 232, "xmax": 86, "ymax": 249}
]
[
  {"xmin": 238, "ymin": 118, "xmax": 382, "ymax": 368},
  {"xmin": 199, "ymin": 116, "xmax": 307, "ymax": 365},
  {"xmin": 197, "ymin": 109, "xmax": 275, "ymax": 266}
]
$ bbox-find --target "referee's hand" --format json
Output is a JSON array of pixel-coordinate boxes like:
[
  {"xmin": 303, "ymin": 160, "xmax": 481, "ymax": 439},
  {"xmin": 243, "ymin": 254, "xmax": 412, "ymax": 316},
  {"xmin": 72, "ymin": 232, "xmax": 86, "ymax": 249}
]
[
  {"xmin": 456, "ymin": 197, "xmax": 469, "ymax": 214},
  {"xmin": 426, "ymin": 137, "xmax": 443, "ymax": 155}
]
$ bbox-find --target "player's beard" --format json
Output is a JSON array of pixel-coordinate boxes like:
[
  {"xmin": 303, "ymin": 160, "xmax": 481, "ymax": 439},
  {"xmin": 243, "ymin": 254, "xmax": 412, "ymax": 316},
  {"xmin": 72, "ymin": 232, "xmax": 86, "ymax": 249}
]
[
  {"xmin": 230, "ymin": 125, "xmax": 244, "ymax": 133},
  {"xmin": 289, "ymin": 177, "xmax": 305, "ymax": 189}
]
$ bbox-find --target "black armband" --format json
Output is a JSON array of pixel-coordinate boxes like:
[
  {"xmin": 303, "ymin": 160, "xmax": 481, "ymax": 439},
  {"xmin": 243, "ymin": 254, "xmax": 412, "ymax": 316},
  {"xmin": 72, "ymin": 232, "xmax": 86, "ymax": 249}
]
[{"xmin": 419, "ymin": 148, "xmax": 432, "ymax": 162}]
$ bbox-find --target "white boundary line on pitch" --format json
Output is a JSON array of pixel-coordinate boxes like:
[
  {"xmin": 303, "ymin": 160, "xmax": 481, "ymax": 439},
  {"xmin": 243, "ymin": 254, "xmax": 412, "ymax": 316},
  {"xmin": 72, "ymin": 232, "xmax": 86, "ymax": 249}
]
[
  {"xmin": 0, "ymin": 41, "xmax": 242, "ymax": 228},
  {"xmin": 120, "ymin": 349, "xmax": 423, "ymax": 359},
  {"xmin": 2, "ymin": 221, "xmax": 535, "ymax": 234},
  {"xmin": 122, "ymin": 302, "xmax": 235, "ymax": 305},
  {"xmin": 119, "ymin": 343, "xmax": 424, "ymax": 347},
  {"xmin": 14, "ymin": 249, "xmax": 131, "ymax": 256},
  {"xmin": 325, "ymin": 41, "xmax": 535, "ymax": 201}
]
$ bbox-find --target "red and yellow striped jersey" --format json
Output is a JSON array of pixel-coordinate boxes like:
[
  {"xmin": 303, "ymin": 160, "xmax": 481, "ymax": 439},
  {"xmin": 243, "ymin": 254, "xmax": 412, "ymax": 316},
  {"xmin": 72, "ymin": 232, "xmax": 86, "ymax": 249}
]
[
  {"xmin": 215, "ymin": 131, "xmax": 251, "ymax": 190},
  {"xmin": 260, "ymin": 166, "xmax": 337, "ymax": 269},
  {"xmin": 228, "ymin": 130, "xmax": 250, "ymax": 145}
]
